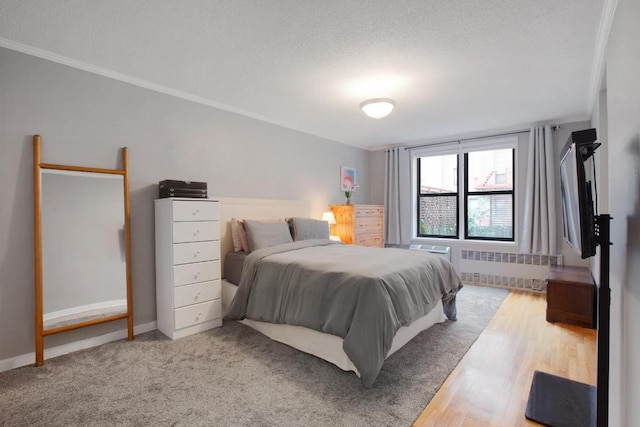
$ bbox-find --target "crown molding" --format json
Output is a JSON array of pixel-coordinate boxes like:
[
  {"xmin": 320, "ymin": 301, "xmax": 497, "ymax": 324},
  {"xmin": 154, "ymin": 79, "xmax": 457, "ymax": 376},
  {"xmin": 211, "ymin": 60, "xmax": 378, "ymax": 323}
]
[
  {"xmin": 0, "ymin": 37, "xmax": 310, "ymax": 138},
  {"xmin": 586, "ymin": 0, "xmax": 619, "ymax": 115}
]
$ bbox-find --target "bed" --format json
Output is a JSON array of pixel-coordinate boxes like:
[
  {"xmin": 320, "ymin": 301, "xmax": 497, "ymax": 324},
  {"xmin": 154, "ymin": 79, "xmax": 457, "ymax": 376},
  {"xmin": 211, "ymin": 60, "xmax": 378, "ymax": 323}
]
[{"xmin": 216, "ymin": 197, "xmax": 462, "ymax": 387}]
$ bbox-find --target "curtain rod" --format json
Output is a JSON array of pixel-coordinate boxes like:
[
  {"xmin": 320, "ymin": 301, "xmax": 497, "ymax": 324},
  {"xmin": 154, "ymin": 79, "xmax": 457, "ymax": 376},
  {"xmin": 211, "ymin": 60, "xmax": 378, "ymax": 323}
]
[{"xmin": 402, "ymin": 125, "xmax": 559, "ymax": 151}]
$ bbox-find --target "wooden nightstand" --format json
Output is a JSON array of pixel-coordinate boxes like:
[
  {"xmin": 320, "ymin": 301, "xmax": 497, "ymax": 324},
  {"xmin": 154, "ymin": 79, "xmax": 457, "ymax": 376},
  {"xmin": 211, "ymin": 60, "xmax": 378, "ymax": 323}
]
[{"xmin": 546, "ymin": 265, "xmax": 595, "ymax": 329}]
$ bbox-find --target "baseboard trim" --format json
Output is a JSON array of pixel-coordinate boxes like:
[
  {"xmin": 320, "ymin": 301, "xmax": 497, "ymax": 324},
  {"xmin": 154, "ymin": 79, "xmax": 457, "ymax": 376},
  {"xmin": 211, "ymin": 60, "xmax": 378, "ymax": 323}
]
[{"xmin": 0, "ymin": 321, "xmax": 156, "ymax": 373}]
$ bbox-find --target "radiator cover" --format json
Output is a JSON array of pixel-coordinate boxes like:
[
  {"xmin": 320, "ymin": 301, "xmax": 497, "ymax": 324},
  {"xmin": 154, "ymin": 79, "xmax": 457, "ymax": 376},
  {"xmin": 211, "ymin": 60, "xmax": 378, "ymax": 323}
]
[{"xmin": 409, "ymin": 244, "xmax": 451, "ymax": 262}]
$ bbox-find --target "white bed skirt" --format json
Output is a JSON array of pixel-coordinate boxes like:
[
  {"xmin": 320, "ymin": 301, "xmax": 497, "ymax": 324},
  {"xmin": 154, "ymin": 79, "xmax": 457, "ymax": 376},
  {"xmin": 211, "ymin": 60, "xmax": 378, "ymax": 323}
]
[{"xmin": 221, "ymin": 279, "xmax": 446, "ymax": 377}]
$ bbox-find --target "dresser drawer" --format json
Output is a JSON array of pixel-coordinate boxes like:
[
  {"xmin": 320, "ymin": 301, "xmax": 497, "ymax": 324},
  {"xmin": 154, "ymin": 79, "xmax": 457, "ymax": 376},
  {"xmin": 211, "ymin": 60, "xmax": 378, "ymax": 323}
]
[
  {"xmin": 173, "ymin": 241, "xmax": 220, "ymax": 265},
  {"xmin": 174, "ymin": 299, "xmax": 221, "ymax": 330},
  {"xmin": 172, "ymin": 200, "xmax": 219, "ymax": 222},
  {"xmin": 355, "ymin": 217, "xmax": 383, "ymax": 234},
  {"xmin": 355, "ymin": 206, "xmax": 384, "ymax": 218},
  {"xmin": 174, "ymin": 280, "xmax": 221, "ymax": 308},
  {"xmin": 172, "ymin": 221, "xmax": 220, "ymax": 243},
  {"xmin": 173, "ymin": 261, "xmax": 221, "ymax": 286}
]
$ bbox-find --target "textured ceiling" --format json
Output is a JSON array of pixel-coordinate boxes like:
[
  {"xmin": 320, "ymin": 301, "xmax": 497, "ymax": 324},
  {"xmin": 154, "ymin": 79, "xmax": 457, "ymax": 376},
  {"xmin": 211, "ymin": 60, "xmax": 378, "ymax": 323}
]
[{"xmin": 0, "ymin": 0, "xmax": 605, "ymax": 149}]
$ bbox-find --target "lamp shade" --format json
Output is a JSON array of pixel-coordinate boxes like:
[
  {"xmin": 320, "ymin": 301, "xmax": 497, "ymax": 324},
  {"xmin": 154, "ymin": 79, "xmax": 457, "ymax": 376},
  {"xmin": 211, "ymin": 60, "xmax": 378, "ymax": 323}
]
[
  {"xmin": 360, "ymin": 98, "xmax": 396, "ymax": 119},
  {"xmin": 322, "ymin": 211, "xmax": 337, "ymax": 225}
]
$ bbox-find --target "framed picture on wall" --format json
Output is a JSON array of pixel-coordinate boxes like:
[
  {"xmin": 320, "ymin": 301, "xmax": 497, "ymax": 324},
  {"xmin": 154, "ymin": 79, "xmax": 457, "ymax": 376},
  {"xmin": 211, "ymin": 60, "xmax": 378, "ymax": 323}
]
[{"xmin": 341, "ymin": 166, "xmax": 356, "ymax": 190}]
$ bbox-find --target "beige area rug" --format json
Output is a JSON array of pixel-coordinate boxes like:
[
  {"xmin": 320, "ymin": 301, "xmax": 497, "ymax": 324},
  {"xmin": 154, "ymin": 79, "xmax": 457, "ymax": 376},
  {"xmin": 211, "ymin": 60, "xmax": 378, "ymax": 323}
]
[{"xmin": 0, "ymin": 284, "xmax": 508, "ymax": 427}]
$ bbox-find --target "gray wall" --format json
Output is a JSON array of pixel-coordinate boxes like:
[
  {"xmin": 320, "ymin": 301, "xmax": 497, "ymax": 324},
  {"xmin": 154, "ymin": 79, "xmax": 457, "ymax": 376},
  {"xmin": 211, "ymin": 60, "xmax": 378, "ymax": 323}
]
[
  {"xmin": 0, "ymin": 47, "xmax": 370, "ymax": 361},
  {"xmin": 598, "ymin": 0, "xmax": 640, "ymax": 424}
]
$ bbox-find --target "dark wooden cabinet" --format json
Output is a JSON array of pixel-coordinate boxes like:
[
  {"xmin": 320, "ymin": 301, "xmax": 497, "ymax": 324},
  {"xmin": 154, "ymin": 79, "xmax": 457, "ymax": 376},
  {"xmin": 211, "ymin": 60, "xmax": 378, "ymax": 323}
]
[{"xmin": 546, "ymin": 265, "xmax": 595, "ymax": 328}]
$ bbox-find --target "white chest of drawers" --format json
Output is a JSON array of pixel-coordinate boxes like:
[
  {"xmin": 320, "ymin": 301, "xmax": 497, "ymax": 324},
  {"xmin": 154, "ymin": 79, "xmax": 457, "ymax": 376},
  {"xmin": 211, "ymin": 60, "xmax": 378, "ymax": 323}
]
[{"xmin": 155, "ymin": 198, "xmax": 222, "ymax": 339}]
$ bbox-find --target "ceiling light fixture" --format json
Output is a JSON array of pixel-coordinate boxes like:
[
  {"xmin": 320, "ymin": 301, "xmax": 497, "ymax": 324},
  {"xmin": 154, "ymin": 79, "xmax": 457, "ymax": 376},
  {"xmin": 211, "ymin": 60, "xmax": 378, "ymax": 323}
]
[{"xmin": 359, "ymin": 98, "xmax": 396, "ymax": 119}]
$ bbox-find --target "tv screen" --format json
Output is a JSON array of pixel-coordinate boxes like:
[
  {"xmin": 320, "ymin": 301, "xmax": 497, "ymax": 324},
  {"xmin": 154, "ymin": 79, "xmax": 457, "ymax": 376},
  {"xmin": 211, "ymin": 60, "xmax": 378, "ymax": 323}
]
[{"xmin": 559, "ymin": 129, "xmax": 599, "ymax": 259}]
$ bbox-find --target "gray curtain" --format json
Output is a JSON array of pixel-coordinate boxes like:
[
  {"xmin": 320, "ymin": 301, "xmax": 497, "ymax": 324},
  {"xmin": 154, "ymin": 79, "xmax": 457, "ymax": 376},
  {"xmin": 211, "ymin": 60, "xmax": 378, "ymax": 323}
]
[
  {"xmin": 384, "ymin": 147, "xmax": 411, "ymax": 246},
  {"xmin": 520, "ymin": 125, "xmax": 557, "ymax": 254}
]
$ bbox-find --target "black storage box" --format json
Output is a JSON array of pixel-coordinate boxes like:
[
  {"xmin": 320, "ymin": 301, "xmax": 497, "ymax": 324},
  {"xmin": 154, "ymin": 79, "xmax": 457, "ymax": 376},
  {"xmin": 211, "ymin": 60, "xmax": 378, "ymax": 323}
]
[{"xmin": 159, "ymin": 180, "xmax": 208, "ymax": 199}]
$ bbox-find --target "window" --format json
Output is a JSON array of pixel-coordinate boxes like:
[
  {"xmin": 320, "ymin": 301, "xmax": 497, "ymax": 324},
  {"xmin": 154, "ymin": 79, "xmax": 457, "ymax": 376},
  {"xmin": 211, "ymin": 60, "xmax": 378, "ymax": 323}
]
[
  {"xmin": 415, "ymin": 140, "xmax": 515, "ymax": 241},
  {"xmin": 417, "ymin": 154, "xmax": 458, "ymax": 237},
  {"xmin": 465, "ymin": 149, "xmax": 514, "ymax": 240}
]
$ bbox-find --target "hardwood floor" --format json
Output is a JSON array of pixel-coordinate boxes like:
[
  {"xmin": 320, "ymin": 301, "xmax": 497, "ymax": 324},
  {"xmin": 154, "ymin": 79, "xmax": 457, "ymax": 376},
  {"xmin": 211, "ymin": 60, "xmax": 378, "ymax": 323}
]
[{"xmin": 414, "ymin": 290, "xmax": 597, "ymax": 426}]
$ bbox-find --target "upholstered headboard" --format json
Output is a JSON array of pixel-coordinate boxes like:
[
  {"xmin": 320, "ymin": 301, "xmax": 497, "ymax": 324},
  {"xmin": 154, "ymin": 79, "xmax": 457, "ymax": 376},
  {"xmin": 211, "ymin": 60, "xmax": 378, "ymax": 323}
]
[{"xmin": 213, "ymin": 197, "xmax": 309, "ymax": 278}]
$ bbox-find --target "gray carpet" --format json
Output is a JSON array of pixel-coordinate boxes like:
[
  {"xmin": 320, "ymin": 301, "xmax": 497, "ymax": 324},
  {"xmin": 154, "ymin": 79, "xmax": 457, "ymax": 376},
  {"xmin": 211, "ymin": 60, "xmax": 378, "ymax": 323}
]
[{"xmin": 0, "ymin": 285, "xmax": 508, "ymax": 427}]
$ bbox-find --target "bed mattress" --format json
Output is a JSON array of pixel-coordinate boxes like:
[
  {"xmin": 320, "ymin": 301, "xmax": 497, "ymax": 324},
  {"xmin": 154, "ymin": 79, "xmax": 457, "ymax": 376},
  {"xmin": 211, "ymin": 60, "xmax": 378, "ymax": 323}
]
[
  {"xmin": 223, "ymin": 251, "xmax": 248, "ymax": 285},
  {"xmin": 221, "ymin": 279, "xmax": 446, "ymax": 377}
]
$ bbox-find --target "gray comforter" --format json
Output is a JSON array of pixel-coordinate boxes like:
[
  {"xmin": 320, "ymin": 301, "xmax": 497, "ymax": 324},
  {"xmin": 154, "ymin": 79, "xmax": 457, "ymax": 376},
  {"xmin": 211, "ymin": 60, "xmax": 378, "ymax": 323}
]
[{"xmin": 225, "ymin": 239, "xmax": 462, "ymax": 387}]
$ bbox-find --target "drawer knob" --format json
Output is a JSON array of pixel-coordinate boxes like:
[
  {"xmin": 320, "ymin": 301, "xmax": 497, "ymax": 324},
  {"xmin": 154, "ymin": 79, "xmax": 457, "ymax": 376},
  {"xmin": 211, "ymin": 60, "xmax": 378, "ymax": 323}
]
[
  {"xmin": 194, "ymin": 292, "xmax": 200, "ymax": 300},
  {"xmin": 194, "ymin": 271, "xmax": 200, "ymax": 279}
]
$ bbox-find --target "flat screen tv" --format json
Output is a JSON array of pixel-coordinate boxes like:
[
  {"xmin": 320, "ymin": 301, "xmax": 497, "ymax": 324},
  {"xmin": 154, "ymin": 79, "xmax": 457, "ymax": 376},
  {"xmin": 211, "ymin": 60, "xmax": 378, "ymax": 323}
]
[{"xmin": 559, "ymin": 128, "xmax": 600, "ymax": 259}]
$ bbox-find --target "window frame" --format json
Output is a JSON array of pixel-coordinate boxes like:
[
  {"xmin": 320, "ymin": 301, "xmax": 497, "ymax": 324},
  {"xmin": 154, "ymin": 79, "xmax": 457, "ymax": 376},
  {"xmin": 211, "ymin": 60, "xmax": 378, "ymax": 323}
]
[
  {"xmin": 411, "ymin": 137, "xmax": 518, "ymax": 243},
  {"xmin": 463, "ymin": 149, "xmax": 515, "ymax": 241},
  {"xmin": 416, "ymin": 154, "xmax": 460, "ymax": 239}
]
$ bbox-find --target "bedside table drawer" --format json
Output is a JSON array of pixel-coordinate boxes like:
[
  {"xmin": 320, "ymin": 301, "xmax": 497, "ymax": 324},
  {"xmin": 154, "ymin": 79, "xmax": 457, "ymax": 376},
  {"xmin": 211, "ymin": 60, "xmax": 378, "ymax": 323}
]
[
  {"xmin": 173, "ymin": 261, "xmax": 221, "ymax": 286},
  {"xmin": 174, "ymin": 280, "xmax": 221, "ymax": 308},
  {"xmin": 172, "ymin": 200, "xmax": 219, "ymax": 222},
  {"xmin": 172, "ymin": 241, "xmax": 220, "ymax": 265},
  {"xmin": 172, "ymin": 221, "xmax": 220, "ymax": 243},
  {"xmin": 174, "ymin": 299, "xmax": 221, "ymax": 330}
]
